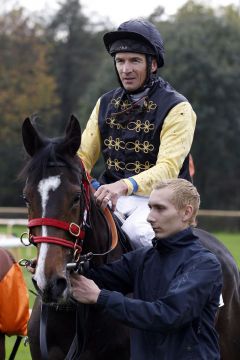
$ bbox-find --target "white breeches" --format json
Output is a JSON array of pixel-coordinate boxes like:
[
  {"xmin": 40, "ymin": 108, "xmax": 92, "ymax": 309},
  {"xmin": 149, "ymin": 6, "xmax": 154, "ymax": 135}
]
[{"xmin": 116, "ymin": 195, "xmax": 154, "ymax": 248}]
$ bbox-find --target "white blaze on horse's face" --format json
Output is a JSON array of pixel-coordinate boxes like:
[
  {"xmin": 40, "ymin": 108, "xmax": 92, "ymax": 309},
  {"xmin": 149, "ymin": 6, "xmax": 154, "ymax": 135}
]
[{"xmin": 34, "ymin": 175, "xmax": 61, "ymax": 291}]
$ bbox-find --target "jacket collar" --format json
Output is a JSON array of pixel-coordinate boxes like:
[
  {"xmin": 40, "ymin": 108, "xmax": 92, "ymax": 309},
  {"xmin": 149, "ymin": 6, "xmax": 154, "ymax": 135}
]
[{"xmin": 152, "ymin": 227, "xmax": 198, "ymax": 253}]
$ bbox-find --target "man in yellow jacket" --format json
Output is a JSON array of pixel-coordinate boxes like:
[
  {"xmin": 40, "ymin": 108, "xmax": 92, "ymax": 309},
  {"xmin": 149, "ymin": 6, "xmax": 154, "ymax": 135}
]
[
  {"xmin": 0, "ymin": 248, "xmax": 29, "ymax": 359},
  {"xmin": 79, "ymin": 19, "xmax": 196, "ymax": 248}
]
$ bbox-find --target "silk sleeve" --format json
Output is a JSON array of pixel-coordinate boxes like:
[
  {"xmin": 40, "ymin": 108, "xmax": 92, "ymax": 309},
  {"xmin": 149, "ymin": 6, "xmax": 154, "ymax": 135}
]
[
  {"xmin": 123, "ymin": 102, "xmax": 196, "ymax": 196},
  {"xmin": 78, "ymin": 99, "xmax": 101, "ymax": 174}
]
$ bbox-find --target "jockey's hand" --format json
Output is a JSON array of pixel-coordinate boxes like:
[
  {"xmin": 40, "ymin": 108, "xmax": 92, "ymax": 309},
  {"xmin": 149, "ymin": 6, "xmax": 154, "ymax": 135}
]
[
  {"xmin": 70, "ymin": 273, "xmax": 100, "ymax": 304},
  {"xmin": 94, "ymin": 180, "xmax": 128, "ymax": 211}
]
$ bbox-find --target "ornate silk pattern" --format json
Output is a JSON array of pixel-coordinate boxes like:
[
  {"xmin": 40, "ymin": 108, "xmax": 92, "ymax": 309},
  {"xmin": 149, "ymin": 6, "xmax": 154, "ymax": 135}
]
[
  {"xmin": 104, "ymin": 137, "xmax": 154, "ymax": 153},
  {"xmin": 111, "ymin": 97, "xmax": 132, "ymax": 111},
  {"xmin": 106, "ymin": 117, "xmax": 154, "ymax": 133},
  {"xmin": 100, "ymin": 96, "xmax": 157, "ymax": 174},
  {"xmin": 102, "ymin": 97, "xmax": 157, "ymax": 173},
  {"xmin": 111, "ymin": 97, "xmax": 157, "ymax": 113},
  {"xmin": 106, "ymin": 157, "xmax": 154, "ymax": 174}
]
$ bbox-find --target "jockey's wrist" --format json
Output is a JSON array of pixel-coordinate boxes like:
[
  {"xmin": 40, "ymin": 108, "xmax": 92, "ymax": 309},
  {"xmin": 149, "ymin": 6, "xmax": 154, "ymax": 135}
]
[
  {"xmin": 118, "ymin": 180, "xmax": 128, "ymax": 196},
  {"xmin": 122, "ymin": 178, "xmax": 138, "ymax": 195},
  {"xmin": 122, "ymin": 179, "xmax": 133, "ymax": 195},
  {"xmin": 90, "ymin": 178, "xmax": 101, "ymax": 190}
]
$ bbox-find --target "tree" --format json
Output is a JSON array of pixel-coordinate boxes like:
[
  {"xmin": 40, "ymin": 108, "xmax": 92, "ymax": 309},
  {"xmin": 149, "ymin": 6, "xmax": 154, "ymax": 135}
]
[
  {"xmin": 46, "ymin": 0, "xmax": 106, "ymax": 130},
  {"xmin": 153, "ymin": 1, "xmax": 240, "ymax": 209},
  {"xmin": 0, "ymin": 8, "xmax": 59, "ymax": 205}
]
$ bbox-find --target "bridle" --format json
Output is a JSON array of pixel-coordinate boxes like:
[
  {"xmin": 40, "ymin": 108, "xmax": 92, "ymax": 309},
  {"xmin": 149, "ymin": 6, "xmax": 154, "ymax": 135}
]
[
  {"xmin": 26, "ymin": 217, "xmax": 85, "ymax": 263},
  {"xmin": 19, "ymin": 160, "xmax": 119, "ymax": 271}
]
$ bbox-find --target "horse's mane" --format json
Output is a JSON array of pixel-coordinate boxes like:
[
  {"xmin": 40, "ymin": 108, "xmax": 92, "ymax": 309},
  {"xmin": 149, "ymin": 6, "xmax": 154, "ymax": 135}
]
[{"xmin": 19, "ymin": 133, "xmax": 81, "ymax": 183}]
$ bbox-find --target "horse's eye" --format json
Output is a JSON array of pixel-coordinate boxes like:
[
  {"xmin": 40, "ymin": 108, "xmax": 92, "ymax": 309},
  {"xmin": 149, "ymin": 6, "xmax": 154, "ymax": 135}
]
[{"xmin": 72, "ymin": 193, "xmax": 81, "ymax": 206}]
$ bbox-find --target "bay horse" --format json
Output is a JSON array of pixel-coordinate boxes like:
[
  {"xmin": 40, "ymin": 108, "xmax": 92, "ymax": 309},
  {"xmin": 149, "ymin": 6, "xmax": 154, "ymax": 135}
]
[
  {"xmin": 20, "ymin": 115, "xmax": 130, "ymax": 360},
  {"xmin": 20, "ymin": 115, "xmax": 240, "ymax": 359}
]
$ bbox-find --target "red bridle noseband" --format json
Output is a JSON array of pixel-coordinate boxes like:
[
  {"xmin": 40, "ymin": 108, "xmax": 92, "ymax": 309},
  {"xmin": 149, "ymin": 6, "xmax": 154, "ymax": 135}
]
[{"xmin": 28, "ymin": 217, "xmax": 85, "ymax": 251}]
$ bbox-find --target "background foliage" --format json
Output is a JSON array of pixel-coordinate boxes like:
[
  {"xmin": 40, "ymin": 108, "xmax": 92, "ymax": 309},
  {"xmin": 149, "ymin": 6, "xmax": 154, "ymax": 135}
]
[{"xmin": 0, "ymin": 0, "xmax": 239, "ymax": 209}]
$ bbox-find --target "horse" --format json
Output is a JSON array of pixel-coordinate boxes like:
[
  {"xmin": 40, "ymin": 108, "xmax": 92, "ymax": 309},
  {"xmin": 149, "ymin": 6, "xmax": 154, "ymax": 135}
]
[
  {"xmin": 20, "ymin": 115, "xmax": 240, "ymax": 359},
  {"xmin": 20, "ymin": 115, "xmax": 130, "ymax": 360},
  {"xmin": 195, "ymin": 228, "xmax": 240, "ymax": 359}
]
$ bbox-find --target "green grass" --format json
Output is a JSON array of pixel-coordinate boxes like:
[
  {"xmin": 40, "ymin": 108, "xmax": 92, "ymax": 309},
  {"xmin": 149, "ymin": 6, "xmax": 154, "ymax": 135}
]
[
  {"xmin": 213, "ymin": 232, "xmax": 240, "ymax": 268},
  {"xmin": 3, "ymin": 229, "xmax": 240, "ymax": 359},
  {"xmin": 0, "ymin": 225, "xmax": 27, "ymax": 237},
  {"xmin": 5, "ymin": 335, "xmax": 31, "ymax": 360}
]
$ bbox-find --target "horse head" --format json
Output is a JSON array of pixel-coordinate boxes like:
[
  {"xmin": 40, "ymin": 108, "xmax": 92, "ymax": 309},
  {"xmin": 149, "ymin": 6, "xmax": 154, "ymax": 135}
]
[{"xmin": 21, "ymin": 115, "xmax": 92, "ymax": 304}]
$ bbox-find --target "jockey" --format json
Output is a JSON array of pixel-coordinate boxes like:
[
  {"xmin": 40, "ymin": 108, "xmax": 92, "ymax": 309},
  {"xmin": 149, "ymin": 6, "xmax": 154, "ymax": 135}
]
[
  {"xmin": 78, "ymin": 18, "xmax": 196, "ymax": 248},
  {"xmin": 0, "ymin": 248, "xmax": 29, "ymax": 359}
]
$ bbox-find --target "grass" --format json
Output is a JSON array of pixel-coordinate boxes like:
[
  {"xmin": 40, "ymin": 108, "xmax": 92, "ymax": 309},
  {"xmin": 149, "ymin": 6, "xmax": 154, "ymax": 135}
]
[
  {"xmin": 2, "ymin": 226, "xmax": 240, "ymax": 359},
  {"xmin": 214, "ymin": 232, "xmax": 240, "ymax": 268}
]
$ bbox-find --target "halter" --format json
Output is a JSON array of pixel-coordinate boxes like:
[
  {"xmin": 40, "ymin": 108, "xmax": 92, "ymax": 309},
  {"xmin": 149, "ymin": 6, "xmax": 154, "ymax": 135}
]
[{"xmin": 28, "ymin": 217, "xmax": 85, "ymax": 252}]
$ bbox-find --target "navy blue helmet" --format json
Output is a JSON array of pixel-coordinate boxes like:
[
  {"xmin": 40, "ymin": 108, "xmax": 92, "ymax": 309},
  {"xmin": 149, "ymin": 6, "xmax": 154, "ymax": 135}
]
[{"xmin": 103, "ymin": 19, "xmax": 164, "ymax": 68}]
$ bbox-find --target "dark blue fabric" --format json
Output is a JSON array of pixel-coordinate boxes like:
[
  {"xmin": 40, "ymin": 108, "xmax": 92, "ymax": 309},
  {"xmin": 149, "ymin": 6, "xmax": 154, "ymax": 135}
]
[
  {"xmin": 89, "ymin": 227, "xmax": 222, "ymax": 360},
  {"xmin": 103, "ymin": 19, "xmax": 165, "ymax": 67}
]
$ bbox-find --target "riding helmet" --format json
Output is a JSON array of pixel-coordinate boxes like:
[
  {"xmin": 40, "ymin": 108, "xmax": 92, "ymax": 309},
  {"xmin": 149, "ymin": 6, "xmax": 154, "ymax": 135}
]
[{"xmin": 103, "ymin": 19, "xmax": 164, "ymax": 68}]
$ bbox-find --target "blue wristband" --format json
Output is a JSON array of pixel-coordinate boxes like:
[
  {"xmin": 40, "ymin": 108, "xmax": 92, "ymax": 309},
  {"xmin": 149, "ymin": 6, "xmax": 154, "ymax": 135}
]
[
  {"xmin": 90, "ymin": 179, "xmax": 101, "ymax": 190},
  {"xmin": 128, "ymin": 177, "xmax": 138, "ymax": 193}
]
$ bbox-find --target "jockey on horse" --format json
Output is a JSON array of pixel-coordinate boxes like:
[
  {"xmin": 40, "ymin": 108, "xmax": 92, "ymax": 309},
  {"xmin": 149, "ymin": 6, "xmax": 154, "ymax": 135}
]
[{"xmin": 78, "ymin": 18, "xmax": 196, "ymax": 248}]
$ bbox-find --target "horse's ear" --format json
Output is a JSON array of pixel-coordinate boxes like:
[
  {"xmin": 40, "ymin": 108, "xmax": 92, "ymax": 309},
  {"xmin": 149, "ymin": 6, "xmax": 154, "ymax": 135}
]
[
  {"xmin": 22, "ymin": 117, "xmax": 44, "ymax": 156},
  {"xmin": 62, "ymin": 114, "xmax": 81, "ymax": 157}
]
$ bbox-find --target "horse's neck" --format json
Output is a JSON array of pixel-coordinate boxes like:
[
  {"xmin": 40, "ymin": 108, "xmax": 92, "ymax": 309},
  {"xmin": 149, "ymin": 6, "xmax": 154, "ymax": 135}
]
[
  {"xmin": 83, "ymin": 197, "xmax": 111, "ymax": 261},
  {"xmin": 85, "ymin": 196, "xmax": 132, "ymax": 263}
]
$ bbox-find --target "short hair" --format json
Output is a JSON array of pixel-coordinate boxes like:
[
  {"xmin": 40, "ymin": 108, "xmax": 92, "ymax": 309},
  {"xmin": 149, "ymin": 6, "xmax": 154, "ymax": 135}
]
[{"xmin": 154, "ymin": 179, "xmax": 200, "ymax": 226}]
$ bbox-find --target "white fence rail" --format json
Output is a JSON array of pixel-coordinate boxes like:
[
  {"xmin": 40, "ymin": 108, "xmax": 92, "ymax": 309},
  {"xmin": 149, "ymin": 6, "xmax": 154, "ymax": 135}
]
[
  {"xmin": 0, "ymin": 218, "xmax": 27, "ymax": 232},
  {"xmin": 0, "ymin": 217, "xmax": 27, "ymax": 248}
]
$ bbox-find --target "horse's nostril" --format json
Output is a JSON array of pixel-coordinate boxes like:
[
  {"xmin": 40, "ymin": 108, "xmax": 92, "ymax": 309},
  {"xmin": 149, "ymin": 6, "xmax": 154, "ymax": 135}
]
[
  {"xmin": 55, "ymin": 277, "xmax": 68, "ymax": 297},
  {"xmin": 42, "ymin": 277, "xmax": 68, "ymax": 303},
  {"xmin": 32, "ymin": 277, "xmax": 38, "ymax": 290},
  {"xmin": 49, "ymin": 277, "xmax": 67, "ymax": 301}
]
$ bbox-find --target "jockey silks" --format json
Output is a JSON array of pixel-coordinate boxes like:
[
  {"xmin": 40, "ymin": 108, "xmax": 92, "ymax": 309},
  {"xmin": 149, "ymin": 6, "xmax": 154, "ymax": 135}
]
[{"xmin": 98, "ymin": 77, "xmax": 191, "ymax": 185}]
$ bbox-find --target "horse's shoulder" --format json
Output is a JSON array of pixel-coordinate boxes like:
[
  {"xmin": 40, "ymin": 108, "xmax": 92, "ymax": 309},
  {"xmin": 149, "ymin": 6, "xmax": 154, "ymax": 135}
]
[{"xmin": 193, "ymin": 228, "xmax": 239, "ymax": 277}]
